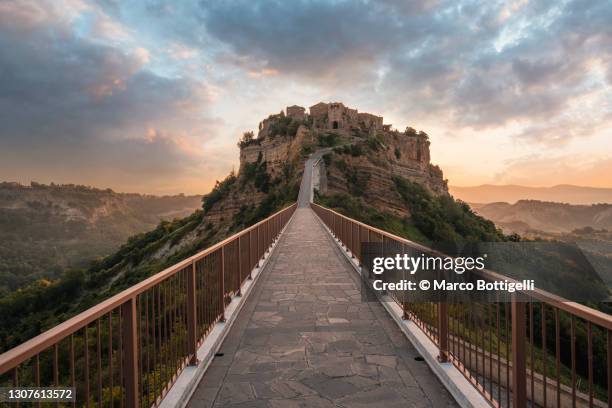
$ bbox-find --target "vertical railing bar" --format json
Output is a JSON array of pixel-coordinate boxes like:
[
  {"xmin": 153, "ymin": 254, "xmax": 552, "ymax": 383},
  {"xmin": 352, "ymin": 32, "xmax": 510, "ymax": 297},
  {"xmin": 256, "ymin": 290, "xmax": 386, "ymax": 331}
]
[
  {"xmin": 109, "ymin": 311, "xmax": 114, "ymax": 408},
  {"xmin": 164, "ymin": 281, "xmax": 170, "ymax": 389},
  {"xmin": 571, "ymin": 315, "xmax": 576, "ymax": 407},
  {"xmin": 70, "ymin": 334, "xmax": 75, "ymax": 408},
  {"xmin": 480, "ymin": 304, "xmax": 485, "ymax": 391},
  {"xmin": 607, "ymin": 329, "xmax": 612, "ymax": 408},
  {"xmin": 256, "ymin": 225, "xmax": 261, "ymax": 267},
  {"xmin": 469, "ymin": 301, "xmax": 474, "ymax": 380},
  {"xmin": 588, "ymin": 321, "xmax": 593, "ymax": 408},
  {"xmin": 488, "ymin": 303, "xmax": 493, "ymax": 398},
  {"xmin": 438, "ymin": 301, "xmax": 448, "ymax": 363},
  {"xmin": 220, "ymin": 247, "xmax": 226, "ymax": 322},
  {"xmin": 497, "ymin": 303, "xmax": 501, "ymax": 404},
  {"xmin": 168, "ymin": 277, "xmax": 175, "ymax": 385},
  {"xmin": 53, "ymin": 343, "xmax": 59, "ymax": 408},
  {"xmin": 542, "ymin": 304, "xmax": 547, "ymax": 408},
  {"xmin": 12, "ymin": 366, "xmax": 19, "ymax": 408},
  {"xmin": 248, "ymin": 231, "xmax": 252, "ymax": 279},
  {"xmin": 187, "ymin": 261, "xmax": 198, "ymax": 366},
  {"xmin": 97, "ymin": 319, "xmax": 103, "ymax": 407},
  {"xmin": 144, "ymin": 292, "xmax": 150, "ymax": 407},
  {"xmin": 172, "ymin": 275, "xmax": 178, "ymax": 381},
  {"xmin": 556, "ymin": 308, "xmax": 561, "ymax": 408},
  {"xmin": 505, "ymin": 302, "xmax": 510, "ymax": 407},
  {"xmin": 529, "ymin": 301, "xmax": 534, "ymax": 404},
  {"xmin": 119, "ymin": 308, "xmax": 123, "ymax": 408},
  {"xmin": 121, "ymin": 297, "xmax": 139, "ymax": 408},
  {"xmin": 237, "ymin": 237, "xmax": 242, "ymax": 296},
  {"xmin": 463, "ymin": 303, "xmax": 468, "ymax": 384},
  {"xmin": 153, "ymin": 287, "xmax": 158, "ymax": 400},
  {"xmin": 35, "ymin": 353, "xmax": 40, "ymax": 408},
  {"xmin": 85, "ymin": 325, "xmax": 90, "ymax": 408}
]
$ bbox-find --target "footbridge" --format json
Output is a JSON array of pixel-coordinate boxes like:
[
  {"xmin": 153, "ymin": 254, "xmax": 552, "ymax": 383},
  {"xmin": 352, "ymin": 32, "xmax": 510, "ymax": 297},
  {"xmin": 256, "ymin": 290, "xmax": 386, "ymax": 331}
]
[{"xmin": 2, "ymin": 154, "xmax": 612, "ymax": 408}]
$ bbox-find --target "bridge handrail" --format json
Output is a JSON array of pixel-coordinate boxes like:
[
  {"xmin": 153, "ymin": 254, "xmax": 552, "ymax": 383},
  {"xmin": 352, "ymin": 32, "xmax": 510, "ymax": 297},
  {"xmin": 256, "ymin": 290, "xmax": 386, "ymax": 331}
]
[
  {"xmin": 311, "ymin": 202, "xmax": 612, "ymax": 408},
  {"xmin": 0, "ymin": 202, "xmax": 297, "ymax": 407},
  {"xmin": 310, "ymin": 203, "xmax": 612, "ymax": 329}
]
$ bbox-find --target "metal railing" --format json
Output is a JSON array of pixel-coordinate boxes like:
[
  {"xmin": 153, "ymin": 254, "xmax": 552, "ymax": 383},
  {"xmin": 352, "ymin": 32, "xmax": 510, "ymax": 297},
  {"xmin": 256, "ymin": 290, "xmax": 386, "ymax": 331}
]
[
  {"xmin": 312, "ymin": 202, "xmax": 612, "ymax": 408},
  {"xmin": 0, "ymin": 203, "xmax": 297, "ymax": 407}
]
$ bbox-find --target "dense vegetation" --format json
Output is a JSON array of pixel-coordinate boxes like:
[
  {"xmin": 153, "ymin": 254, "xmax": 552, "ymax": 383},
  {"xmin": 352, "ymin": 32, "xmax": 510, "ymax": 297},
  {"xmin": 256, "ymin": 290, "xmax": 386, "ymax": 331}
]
[
  {"xmin": 202, "ymin": 172, "xmax": 237, "ymax": 213},
  {"xmin": 0, "ymin": 209, "xmax": 212, "ymax": 350},
  {"xmin": 315, "ymin": 191, "xmax": 430, "ymax": 244},
  {"xmin": 392, "ymin": 176, "xmax": 508, "ymax": 243},
  {"xmin": 233, "ymin": 160, "xmax": 300, "ymax": 229}
]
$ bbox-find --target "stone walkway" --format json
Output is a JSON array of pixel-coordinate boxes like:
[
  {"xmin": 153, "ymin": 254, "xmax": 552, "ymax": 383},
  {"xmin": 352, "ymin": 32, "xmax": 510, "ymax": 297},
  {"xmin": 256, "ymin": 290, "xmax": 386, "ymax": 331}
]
[{"xmin": 187, "ymin": 208, "xmax": 458, "ymax": 407}]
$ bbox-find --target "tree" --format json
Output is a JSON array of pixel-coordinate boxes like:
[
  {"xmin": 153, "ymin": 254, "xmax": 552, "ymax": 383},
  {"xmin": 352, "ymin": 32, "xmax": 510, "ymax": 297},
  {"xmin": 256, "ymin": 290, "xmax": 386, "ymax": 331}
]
[
  {"xmin": 404, "ymin": 127, "xmax": 417, "ymax": 136},
  {"xmin": 238, "ymin": 131, "xmax": 256, "ymax": 148}
]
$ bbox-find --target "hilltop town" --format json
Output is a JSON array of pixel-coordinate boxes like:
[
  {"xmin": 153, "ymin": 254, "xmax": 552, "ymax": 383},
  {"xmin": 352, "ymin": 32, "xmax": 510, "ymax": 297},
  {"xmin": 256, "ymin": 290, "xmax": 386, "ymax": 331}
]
[{"xmin": 237, "ymin": 102, "xmax": 448, "ymax": 218}]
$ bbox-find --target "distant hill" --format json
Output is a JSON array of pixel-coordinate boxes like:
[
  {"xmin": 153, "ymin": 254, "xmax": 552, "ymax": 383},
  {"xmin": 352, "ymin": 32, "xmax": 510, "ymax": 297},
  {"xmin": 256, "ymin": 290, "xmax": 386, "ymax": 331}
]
[
  {"xmin": 0, "ymin": 182, "xmax": 202, "ymax": 293},
  {"xmin": 471, "ymin": 200, "xmax": 612, "ymax": 234},
  {"xmin": 450, "ymin": 184, "xmax": 612, "ymax": 205},
  {"xmin": 471, "ymin": 200, "xmax": 612, "ymax": 292}
]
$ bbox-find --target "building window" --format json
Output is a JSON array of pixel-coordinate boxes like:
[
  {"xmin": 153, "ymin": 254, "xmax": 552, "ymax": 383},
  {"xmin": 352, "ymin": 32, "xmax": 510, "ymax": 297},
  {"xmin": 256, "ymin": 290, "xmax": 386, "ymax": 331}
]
[{"xmin": 332, "ymin": 121, "xmax": 339, "ymax": 129}]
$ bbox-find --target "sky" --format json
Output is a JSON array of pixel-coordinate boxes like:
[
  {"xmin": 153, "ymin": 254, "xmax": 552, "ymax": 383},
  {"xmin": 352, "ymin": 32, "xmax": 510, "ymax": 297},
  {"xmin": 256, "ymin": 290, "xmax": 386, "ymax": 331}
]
[{"xmin": 0, "ymin": 0, "xmax": 611, "ymax": 195}]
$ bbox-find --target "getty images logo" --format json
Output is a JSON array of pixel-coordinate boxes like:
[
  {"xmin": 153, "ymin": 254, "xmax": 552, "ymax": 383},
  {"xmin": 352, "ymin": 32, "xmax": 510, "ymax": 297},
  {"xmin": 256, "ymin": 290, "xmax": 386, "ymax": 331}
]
[{"xmin": 372, "ymin": 253, "xmax": 487, "ymax": 275}]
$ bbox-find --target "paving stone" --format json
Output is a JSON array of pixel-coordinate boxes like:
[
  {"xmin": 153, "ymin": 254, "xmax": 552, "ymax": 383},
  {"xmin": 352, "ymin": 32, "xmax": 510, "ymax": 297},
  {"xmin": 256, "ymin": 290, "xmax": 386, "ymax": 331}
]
[
  {"xmin": 299, "ymin": 374, "xmax": 360, "ymax": 399},
  {"xmin": 215, "ymin": 382, "xmax": 255, "ymax": 405},
  {"xmin": 187, "ymin": 209, "xmax": 458, "ymax": 407}
]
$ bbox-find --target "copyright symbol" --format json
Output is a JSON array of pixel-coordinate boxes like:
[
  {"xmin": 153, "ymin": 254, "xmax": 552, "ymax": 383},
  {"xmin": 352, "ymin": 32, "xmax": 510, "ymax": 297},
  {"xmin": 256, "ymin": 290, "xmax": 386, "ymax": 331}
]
[{"xmin": 419, "ymin": 280, "xmax": 430, "ymax": 290}]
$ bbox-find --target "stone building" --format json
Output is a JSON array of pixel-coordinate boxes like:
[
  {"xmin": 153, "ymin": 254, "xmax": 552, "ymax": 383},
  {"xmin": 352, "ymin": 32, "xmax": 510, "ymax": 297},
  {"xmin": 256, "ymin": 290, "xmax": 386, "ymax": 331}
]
[
  {"xmin": 286, "ymin": 105, "xmax": 306, "ymax": 120},
  {"xmin": 308, "ymin": 102, "xmax": 383, "ymax": 132}
]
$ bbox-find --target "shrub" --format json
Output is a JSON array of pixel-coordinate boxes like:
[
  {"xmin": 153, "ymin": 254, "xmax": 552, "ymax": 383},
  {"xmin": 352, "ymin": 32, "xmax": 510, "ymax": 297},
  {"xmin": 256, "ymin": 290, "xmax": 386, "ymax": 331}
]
[
  {"xmin": 322, "ymin": 153, "xmax": 332, "ymax": 167},
  {"xmin": 237, "ymin": 131, "xmax": 259, "ymax": 148},
  {"xmin": 202, "ymin": 172, "xmax": 237, "ymax": 213},
  {"xmin": 301, "ymin": 145, "xmax": 313, "ymax": 156},
  {"xmin": 241, "ymin": 152, "xmax": 270, "ymax": 193},
  {"xmin": 318, "ymin": 132, "xmax": 339, "ymax": 147},
  {"xmin": 269, "ymin": 116, "xmax": 301, "ymax": 139}
]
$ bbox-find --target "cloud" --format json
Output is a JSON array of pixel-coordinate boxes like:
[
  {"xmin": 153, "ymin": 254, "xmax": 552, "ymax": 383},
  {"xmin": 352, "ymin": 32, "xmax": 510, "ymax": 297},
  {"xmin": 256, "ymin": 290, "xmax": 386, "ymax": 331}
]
[
  {"xmin": 0, "ymin": 0, "xmax": 219, "ymax": 194},
  {"xmin": 198, "ymin": 0, "xmax": 433, "ymax": 83},
  {"xmin": 1, "ymin": 0, "xmax": 611, "ymax": 192},
  {"xmin": 194, "ymin": 0, "xmax": 611, "ymax": 140}
]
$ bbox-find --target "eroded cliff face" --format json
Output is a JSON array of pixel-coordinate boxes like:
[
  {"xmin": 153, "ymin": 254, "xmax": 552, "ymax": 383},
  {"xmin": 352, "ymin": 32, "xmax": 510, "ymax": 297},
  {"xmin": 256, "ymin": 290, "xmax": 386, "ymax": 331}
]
[
  {"xmin": 318, "ymin": 131, "xmax": 447, "ymax": 218},
  {"xmin": 239, "ymin": 125, "xmax": 310, "ymax": 177}
]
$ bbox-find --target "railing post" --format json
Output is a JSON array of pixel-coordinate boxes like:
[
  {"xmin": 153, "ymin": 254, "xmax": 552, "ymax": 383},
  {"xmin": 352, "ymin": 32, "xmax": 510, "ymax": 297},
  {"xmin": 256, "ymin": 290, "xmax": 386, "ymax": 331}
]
[
  {"xmin": 121, "ymin": 297, "xmax": 139, "ymax": 408},
  {"xmin": 511, "ymin": 295, "xmax": 527, "ymax": 408},
  {"xmin": 437, "ymin": 302, "xmax": 448, "ymax": 363},
  {"xmin": 220, "ymin": 247, "xmax": 226, "ymax": 322},
  {"xmin": 351, "ymin": 223, "xmax": 355, "ymax": 258},
  {"xmin": 236, "ymin": 238, "xmax": 242, "ymax": 296},
  {"xmin": 332, "ymin": 213, "xmax": 336, "ymax": 237},
  {"xmin": 187, "ymin": 261, "xmax": 198, "ymax": 365},
  {"xmin": 248, "ymin": 230, "xmax": 253, "ymax": 279},
  {"xmin": 257, "ymin": 225, "xmax": 261, "ymax": 267}
]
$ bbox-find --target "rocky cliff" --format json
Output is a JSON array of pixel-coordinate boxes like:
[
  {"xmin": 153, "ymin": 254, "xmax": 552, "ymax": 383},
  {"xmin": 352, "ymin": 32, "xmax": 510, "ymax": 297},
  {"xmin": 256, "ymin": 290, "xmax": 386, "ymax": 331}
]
[{"xmin": 319, "ymin": 130, "xmax": 447, "ymax": 218}]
